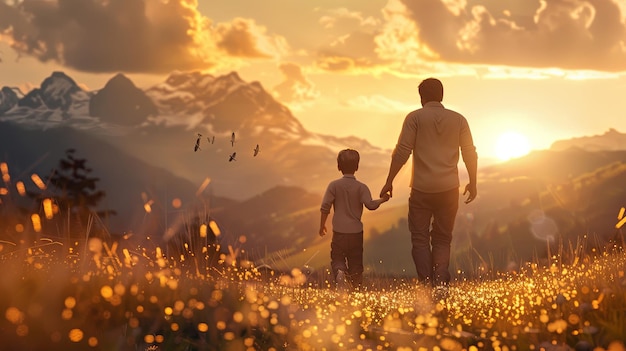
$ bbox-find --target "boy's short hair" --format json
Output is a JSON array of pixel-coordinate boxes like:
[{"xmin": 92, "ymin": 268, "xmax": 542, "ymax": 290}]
[{"xmin": 337, "ymin": 149, "xmax": 359, "ymax": 174}]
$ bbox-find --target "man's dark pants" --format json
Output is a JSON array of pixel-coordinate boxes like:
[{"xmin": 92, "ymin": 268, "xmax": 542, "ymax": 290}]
[
  {"xmin": 408, "ymin": 188, "xmax": 459, "ymax": 287},
  {"xmin": 330, "ymin": 231, "xmax": 364, "ymax": 288}
]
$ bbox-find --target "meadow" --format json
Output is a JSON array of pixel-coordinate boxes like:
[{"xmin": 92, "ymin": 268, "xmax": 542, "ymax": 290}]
[
  {"xmin": 1, "ymin": 229, "xmax": 625, "ymax": 351},
  {"xmin": 1, "ymin": 158, "xmax": 625, "ymax": 351}
]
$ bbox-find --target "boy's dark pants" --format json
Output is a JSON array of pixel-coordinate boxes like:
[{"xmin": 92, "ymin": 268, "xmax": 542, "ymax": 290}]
[
  {"xmin": 330, "ymin": 231, "xmax": 364, "ymax": 288},
  {"xmin": 408, "ymin": 188, "xmax": 459, "ymax": 287}
]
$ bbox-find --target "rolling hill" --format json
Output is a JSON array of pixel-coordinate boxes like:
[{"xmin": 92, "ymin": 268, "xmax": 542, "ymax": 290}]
[{"xmin": 1, "ymin": 71, "xmax": 625, "ymax": 276}]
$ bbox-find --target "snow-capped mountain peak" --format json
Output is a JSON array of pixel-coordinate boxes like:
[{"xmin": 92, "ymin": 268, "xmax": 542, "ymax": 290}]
[
  {"xmin": 0, "ymin": 87, "xmax": 20, "ymax": 114},
  {"xmin": 19, "ymin": 71, "xmax": 85, "ymax": 110},
  {"xmin": 145, "ymin": 71, "xmax": 306, "ymax": 138}
]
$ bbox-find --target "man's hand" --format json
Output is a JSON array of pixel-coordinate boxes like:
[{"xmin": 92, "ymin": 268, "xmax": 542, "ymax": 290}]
[
  {"xmin": 380, "ymin": 182, "xmax": 393, "ymax": 198},
  {"xmin": 463, "ymin": 183, "xmax": 477, "ymax": 204},
  {"xmin": 318, "ymin": 226, "xmax": 327, "ymax": 237}
]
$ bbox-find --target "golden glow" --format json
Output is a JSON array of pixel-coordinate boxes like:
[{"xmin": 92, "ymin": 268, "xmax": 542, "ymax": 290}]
[
  {"xmin": 495, "ymin": 131, "xmax": 531, "ymax": 161},
  {"xmin": 88, "ymin": 337, "xmax": 98, "ymax": 347},
  {"xmin": 618, "ymin": 207, "xmax": 626, "ymax": 229},
  {"xmin": 43, "ymin": 198, "xmax": 54, "ymax": 219},
  {"xmin": 196, "ymin": 177, "xmax": 211, "ymax": 196},
  {"xmin": 5, "ymin": 307, "xmax": 24, "ymax": 324},
  {"xmin": 64, "ymin": 297, "xmax": 77, "ymax": 309},
  {"xmin": 144, "ymin": 199, "xmax": 154, "ymax": 213},
  {"xmin": 16, "ymin": 181, "xmax": 26, "ymax": 196},
  {"xmin": 1, "ymin": 162, "xmax": 9, "ymax": 183},
  {"xmin": 617, "ymin": 216, "xmax": 626, "ymax": 229},
  {"xmin": 209, "ymin": 220, "xmax": 221, "ymax": 236},
  {"xmin": 31, "ymin": 173, "xmax": 46, "ymax": 190},
  {"xmin": 100, "ymin": 285, "xmax": 113, "ymax": 299},
  {"xmin": 199, "ymin": 224, "xmax": 207, "ymax": 238},
  {"xmin": 31, "ymin": 214, "xmax": 42, "ymax": 232},
  {"xmin": 68, "ymin": 328, "xmax": 84, "ymax": 342}
]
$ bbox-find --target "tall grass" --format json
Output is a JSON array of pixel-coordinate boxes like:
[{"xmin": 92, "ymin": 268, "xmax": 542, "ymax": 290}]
[
  {"xmin": 1, "ymin": 220, "xmax": 625, "ymax": 351},
  {"xmin": 1, "ymin": 162, "xmax": 626, "ymax": 350}
]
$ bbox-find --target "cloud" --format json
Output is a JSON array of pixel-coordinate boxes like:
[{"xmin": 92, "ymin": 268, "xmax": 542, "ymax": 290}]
[
  {"xmin": 0, "ymin": 0, "xmax": 288, "ymax": 74},
  {"xmin": 392, "ymin": 0, "xmax": 626, "ymax": 72},
  {"xmin": 273, "ymin": 62, "xmax": 319, "ymax": 103},
  {"xmin": 315, "ymin": 30, "xmax": 385, "ymax": 72},
  {"xmin": 215, "ymin": 17, "xmax": 288, "ymax": 58},
  {"xmin": 318, "ymin": 7, "xmax": 380, "ymax": 29},
  {"xmin": 343, "ymin": 94, "xmax": 415, "ymax": 113}
]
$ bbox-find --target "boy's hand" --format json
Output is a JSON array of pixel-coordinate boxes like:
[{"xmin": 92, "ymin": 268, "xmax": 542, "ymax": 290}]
[
  {"xmin": 381, "ymin": 192, "xmax": 391, "ymax": 202},
  {"xmin": 318, "ymin": 226, "xmax": 327, "ymax": 237},
  {"xmin": 380, "ymin": 183, "xmax": 393, "ymax": 198}
]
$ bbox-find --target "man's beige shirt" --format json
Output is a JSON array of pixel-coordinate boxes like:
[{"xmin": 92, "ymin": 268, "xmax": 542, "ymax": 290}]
[{"xmin": 392, "ymin": 101, "xmax": 477, "ymax": 193}]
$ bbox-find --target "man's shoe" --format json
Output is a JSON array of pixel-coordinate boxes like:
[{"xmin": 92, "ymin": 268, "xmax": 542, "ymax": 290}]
[{"xmin": 336, "ymin": 270, "xmax": 351, "ymax": 291}]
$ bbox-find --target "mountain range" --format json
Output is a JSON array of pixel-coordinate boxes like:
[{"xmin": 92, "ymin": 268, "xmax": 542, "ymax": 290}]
[{"xmin": 1, "ymin": 71, "xmax": 625, "ymax": 274}]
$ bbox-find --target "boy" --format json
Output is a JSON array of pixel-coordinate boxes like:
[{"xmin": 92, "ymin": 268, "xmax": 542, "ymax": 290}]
[{"xmin": 319, "ymin": 149, "xmax": 390, "ymax": 291}]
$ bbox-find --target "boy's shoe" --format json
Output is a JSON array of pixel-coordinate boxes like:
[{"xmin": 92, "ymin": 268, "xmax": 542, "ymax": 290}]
[
  {"xmin": 336, "ymin": 270, "xmax": 351, "ymax": 291},
  {"xmin": 432, "ymin": 284, "xmax": 449, "ymax": 303}
]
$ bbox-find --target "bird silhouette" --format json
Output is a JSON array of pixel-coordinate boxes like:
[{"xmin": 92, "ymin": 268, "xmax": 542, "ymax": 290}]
[
  {"xmin": 229, "ymin": 152, "xmax": 237, "ymax": 162},
  {"xmin": 230, "ymin": 132, "xmax": 236, "ymax": 147},
  {"xmin": 194, "ymin": 133, "xmax": 202, "ymax": 152},
  {"xmin": 253, "ymin": 144, "xmax": 260, "ymax": 156}
]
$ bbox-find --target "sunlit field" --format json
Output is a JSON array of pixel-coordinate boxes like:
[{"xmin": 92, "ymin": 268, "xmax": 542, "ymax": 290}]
[
  {"xmin": 1, "ymin": 225, "xmax": 625, "ymax": 351},
  {"xmin": 1, "ymin": 160, "xmax": 626, "ymax": 351}
]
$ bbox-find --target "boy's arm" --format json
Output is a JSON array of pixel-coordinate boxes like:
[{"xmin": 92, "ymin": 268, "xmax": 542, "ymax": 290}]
[
  {"xmin": 319, "ymin": 183, "xmax": 334, "ymax": 237},
  {"xmin": 363, "ymin": 187, "xmax": 391, "ymax": 210}
]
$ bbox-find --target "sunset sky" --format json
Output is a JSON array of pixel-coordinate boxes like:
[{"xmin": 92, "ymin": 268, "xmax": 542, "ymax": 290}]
[{"xmin": 2, "ymin": 0, "xmax": 626, "ymax": 163}]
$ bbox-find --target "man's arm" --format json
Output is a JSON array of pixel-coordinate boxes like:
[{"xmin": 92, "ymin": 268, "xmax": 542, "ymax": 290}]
[
  {"xmin": 462, "ymin": 156, "xmax": 477, "ymax": 203},
  {"xmin": 380, "ymin": 159, "xmax": 404, "ymax": 198},
  {"xmin": 380, "ymin": 113, "xmax": 416, "ymax": 198},
  {"xmin": 319, "ymin": 212, "xmax": 329, "ymax": 237},
  {"xmin": 460, "ymin": 118, "xmax": 478, "ymax": 203}
]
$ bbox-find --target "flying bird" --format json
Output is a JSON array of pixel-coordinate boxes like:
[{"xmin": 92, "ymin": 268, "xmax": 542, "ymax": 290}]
[
  {"xmin": 194, "ymin": 133, "xmax": 202, "ymax": 152},
  {"xmin": 229, "ymin": 152, "xmax": 237, "ymax": 162},
  {"xmin": 207, "ymin": 136, "xmax": 215, "ymax": 144},
  {"xmin": 230, "ymin": 132, "xmax": 236, "ymax": 147},
  {"xmin": 253, "ymin": 144, "xmax": 260, "ymax": 156}
]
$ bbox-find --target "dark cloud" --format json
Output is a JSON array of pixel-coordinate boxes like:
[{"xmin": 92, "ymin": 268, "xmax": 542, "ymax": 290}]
[
  {"xmin": 0, "ymin": 0, "xmax": 217, "ymax": 73},
  {"xmin": 399, "ymin": 0, "xmax": 626, "ymax": 71}
]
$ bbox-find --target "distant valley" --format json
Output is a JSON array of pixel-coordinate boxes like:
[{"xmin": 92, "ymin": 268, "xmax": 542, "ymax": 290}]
[{"xmin": 1, "ymin": 71, "xmax": 625, "ymax": 275}]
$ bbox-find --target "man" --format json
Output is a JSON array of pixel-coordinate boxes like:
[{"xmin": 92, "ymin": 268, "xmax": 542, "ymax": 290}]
[{"xmin": 380, "ymin": 78, "xmax": 478, "ymax": 294}]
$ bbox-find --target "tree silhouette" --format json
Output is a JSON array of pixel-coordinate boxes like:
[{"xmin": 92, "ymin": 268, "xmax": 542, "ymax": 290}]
[{"xmin": 45, "ymin": 149, "xmax": 115, "ymax": 238}]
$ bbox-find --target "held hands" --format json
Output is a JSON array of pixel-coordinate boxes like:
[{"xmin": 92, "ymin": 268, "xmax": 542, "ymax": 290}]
[
  {"xmin": 380, "ymin": 182, "xmax": 393, "ymax": 199},
  {"xmin": 381, "ymin": 192, "xmax": 391, "ymax": 202},
  {"xmin": 463, "ymin": 183, "xmax": 477, "ymax": 204}
]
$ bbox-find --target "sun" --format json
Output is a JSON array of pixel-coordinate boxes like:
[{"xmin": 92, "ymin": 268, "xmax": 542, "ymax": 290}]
[{"xmin": 494, "ymin": 131, "xmax": 531, "ymax": 161}]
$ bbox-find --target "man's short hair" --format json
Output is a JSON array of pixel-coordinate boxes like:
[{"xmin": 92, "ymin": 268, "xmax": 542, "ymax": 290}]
[
  {"xmin": 337, "ymin": 149, "xmax": 359, "ymax": 174},
  {"xmin": 418, "ymin": 78, "xmax": 444, "ymax": 103}
]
